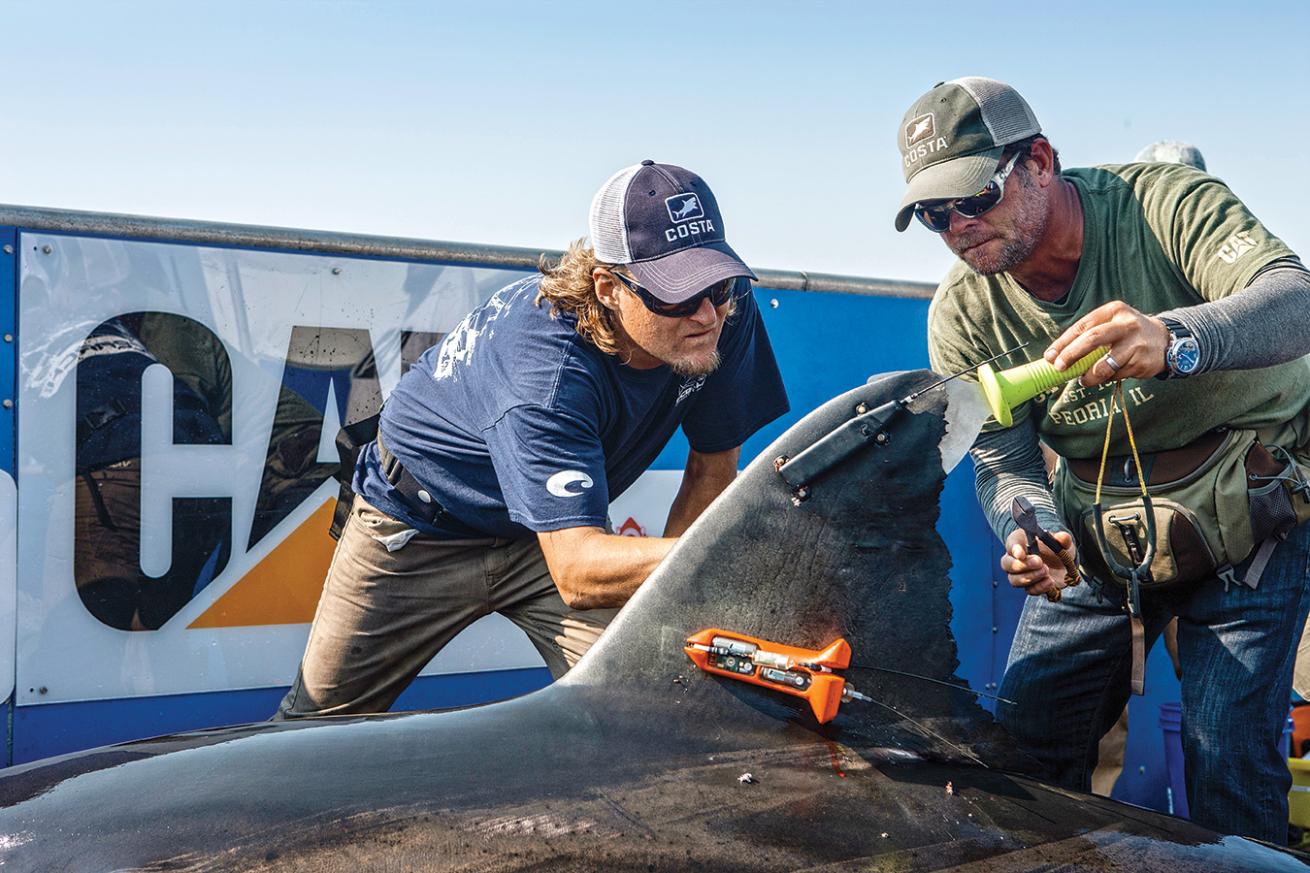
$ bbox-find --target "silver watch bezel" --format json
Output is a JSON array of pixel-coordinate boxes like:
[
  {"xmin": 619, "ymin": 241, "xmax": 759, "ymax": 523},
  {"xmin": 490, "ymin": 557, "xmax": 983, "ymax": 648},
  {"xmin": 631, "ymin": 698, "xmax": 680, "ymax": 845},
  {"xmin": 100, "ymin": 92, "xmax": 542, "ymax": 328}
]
[{"xmin": 1165, "ymin": 327, "xmax": 1200, "ymax": 377}]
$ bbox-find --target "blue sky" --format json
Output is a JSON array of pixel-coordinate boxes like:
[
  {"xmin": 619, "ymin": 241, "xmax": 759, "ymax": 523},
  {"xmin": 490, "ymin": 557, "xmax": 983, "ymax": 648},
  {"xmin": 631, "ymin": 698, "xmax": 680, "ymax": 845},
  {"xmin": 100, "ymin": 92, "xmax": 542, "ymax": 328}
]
[{"xmin": 4, "ymin": 0, "xmax": 1307, "ymax": 283}]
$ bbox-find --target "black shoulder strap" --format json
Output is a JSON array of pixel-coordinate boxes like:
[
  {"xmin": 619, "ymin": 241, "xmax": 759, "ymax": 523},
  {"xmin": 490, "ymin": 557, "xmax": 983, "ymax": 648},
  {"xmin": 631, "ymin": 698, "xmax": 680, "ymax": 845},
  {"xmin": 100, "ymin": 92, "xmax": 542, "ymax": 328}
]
[
  {"xmin": 335, "ymin": 412, "xmax": 382, "ymax": 486},
  {"xmin": 328, "ymin": 412, "xmax": 382, "ymax": 540}
]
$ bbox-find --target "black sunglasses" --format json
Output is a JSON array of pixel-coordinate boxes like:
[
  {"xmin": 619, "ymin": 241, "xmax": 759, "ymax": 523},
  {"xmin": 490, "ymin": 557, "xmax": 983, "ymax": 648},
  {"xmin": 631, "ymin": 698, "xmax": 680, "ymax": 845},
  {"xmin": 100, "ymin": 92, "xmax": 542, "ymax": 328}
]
[
  {"xmin": 609, "ymin": 270, "xmax": 739, "ymax": 318},
  {"xmin": 913, "ymin": 152, "xmax": 1021, "ymax": 233}
]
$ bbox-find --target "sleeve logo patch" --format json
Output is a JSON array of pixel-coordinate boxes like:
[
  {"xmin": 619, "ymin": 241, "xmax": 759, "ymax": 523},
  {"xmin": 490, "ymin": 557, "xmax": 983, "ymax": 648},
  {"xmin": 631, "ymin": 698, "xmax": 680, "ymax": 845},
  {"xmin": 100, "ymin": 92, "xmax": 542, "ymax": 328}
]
[
  {"xmin": 546, "ymin": 470, "xmax": 594, "ymax": 498},
  {"xmin": 1214, "ymin": 231, "xmax": 1258, "ymax": 264}
]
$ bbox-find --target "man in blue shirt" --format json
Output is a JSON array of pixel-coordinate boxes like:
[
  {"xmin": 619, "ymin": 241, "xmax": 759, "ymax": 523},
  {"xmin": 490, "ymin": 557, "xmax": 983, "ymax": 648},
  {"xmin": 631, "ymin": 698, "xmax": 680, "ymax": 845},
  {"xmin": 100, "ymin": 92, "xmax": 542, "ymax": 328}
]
[{"xmin": 277, "ymin": 161, "xmax": 789, "ymax": 717}]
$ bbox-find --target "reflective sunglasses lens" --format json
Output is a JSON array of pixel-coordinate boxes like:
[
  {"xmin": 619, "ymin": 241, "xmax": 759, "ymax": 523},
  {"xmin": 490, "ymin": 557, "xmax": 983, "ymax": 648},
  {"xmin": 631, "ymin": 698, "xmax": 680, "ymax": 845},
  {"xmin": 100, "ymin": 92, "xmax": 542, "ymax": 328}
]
[
  {"xmin": 651, "ymin": 297, "xmax": 692, "ymax": 317},
  {"xmin": 641, "ymin": 289, "xmax": 701, "ymax": 317},
  {"xmin": 662, "ymin": 279, "xmax": 737, "ymax": 317},
  {"xmin": 915, "ymin": 203, "xmax": 953, "ymax": 233},
  {"xmin": 627, "ymin": 276, "xmax": 739, "ymax": 317},
  {"xmin": 709, "ymin": 278, "xmax": 736, "ymax": 306},
  {"xmin": 952, "ymin": 183, "xmax": 1003, "ymax": 218},
  {"xmin": 615, "ymin": 273, "xmax": 683, "ymax": 316}
]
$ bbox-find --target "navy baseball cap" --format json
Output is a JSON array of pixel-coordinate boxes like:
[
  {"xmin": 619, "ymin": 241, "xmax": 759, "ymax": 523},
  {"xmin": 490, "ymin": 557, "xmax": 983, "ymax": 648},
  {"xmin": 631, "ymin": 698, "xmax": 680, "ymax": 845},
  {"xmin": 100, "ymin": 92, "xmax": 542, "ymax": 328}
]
[{"xmin": 588, "ymin": 160, "xmax": 756, "ymax": 304}]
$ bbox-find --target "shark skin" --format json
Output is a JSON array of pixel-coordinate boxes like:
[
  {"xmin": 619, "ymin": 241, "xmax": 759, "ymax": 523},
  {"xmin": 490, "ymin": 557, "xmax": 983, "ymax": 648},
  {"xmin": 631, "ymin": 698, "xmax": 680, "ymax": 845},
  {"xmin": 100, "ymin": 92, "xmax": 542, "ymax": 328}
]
[{"xmin": 0, "ymin": 371, "xmax": 1306, "ymax": 872}]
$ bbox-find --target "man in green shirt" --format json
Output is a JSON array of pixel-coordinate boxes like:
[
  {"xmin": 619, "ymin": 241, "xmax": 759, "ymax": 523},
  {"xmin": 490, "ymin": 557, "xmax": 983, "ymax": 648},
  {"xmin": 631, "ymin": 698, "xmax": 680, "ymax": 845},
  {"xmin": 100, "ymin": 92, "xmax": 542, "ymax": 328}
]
[{"xmin": 895, "ymin": 77, "xmax": 1310, "ymax": 841}]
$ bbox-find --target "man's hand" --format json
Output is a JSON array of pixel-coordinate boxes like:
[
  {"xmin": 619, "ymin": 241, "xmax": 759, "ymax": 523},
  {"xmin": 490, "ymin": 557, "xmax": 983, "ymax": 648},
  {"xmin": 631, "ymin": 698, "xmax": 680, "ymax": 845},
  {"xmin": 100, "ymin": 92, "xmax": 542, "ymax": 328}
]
[
  {"xmin": 1002, "ymin": 527, "xmax": 1077, "ymax": 597},
  {"xmin": 1043, "ymin": 301, "xmax": 1170, "ymax": 387}
]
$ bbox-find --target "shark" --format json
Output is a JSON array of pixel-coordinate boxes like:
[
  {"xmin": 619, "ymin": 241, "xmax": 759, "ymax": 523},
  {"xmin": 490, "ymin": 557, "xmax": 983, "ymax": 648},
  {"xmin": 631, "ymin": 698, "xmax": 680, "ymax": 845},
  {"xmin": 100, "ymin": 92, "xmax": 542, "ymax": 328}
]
[
  {"xmin": 0, "ymin": 371, "xmax": 1304, "ymax": 871},
  {"xmin": 670, "ymin": 196, "xmax": 701, "ymax": 220},
  {"xmin": 906, "ymin": 115, "xmax": 934, "ymax": 146}
]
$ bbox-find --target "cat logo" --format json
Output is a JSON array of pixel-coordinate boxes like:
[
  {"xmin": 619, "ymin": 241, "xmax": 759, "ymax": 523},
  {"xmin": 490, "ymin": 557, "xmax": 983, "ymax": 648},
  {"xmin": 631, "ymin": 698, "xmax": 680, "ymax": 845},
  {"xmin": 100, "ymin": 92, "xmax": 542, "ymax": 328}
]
[
  {"xmin": 905, "ymin": 113, "xmax": 936, "ymax": 148},
  {"xmin": 1215, "ymin": 231, "xmax": 1258, "ymax": 265}
]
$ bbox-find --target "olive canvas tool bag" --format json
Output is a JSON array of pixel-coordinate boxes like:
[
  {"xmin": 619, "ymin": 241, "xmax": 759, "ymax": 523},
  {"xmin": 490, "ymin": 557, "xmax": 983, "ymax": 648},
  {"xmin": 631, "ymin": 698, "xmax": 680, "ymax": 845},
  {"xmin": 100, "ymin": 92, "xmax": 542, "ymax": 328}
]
[
  {"xmin": 1055, "ymin": 427, "xmax": 1310, "ymax": 595},
  {"xmin": 1050, "ymin": 382, "xmax": 1310, "ymax": 696}
]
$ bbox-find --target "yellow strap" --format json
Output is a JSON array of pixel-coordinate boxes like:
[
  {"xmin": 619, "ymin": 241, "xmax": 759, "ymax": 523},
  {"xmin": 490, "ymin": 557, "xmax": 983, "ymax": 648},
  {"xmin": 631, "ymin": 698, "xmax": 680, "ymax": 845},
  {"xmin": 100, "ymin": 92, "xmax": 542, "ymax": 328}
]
[
  {"xmin": 1118, "ymin": 383, "xmax": 1150, "ymax": 501},
  {"xmin": 1094, "ymin": 388, "xmax": 1117, "ymax": 504},
  {"xmin": 1094, "ymin": 382, "xmax": 1149, "ymax": 502}
]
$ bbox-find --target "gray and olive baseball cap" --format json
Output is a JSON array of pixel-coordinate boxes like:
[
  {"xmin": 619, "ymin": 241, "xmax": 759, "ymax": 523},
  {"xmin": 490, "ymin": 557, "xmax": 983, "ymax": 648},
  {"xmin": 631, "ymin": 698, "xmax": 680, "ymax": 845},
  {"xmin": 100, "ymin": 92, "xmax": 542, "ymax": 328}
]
[
  {"xmin": 589, "ymin": 160, "xmax": 756, "ymax": 304},
  {"xmin": 894, "ymin": 77, "xmax": 1042, "ymax": 231}
]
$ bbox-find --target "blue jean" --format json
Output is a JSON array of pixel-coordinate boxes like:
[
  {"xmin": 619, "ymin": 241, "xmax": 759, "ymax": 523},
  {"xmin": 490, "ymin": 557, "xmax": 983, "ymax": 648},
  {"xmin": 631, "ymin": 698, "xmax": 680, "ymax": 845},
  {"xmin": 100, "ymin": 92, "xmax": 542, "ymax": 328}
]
[{"xmin": 997, "ymin": 521, "xmax": 1310, "ymax": 843}]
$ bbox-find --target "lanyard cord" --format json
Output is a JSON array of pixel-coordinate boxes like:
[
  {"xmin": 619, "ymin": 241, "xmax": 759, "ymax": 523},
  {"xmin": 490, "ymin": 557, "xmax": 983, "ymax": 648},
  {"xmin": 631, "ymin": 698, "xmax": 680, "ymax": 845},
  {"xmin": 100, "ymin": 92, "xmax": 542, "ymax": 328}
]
[
  {"xmin": 1091, "ymin": 381, "xmax": 1153, "ymax": 696},
  {"xmin": 1094, "ymin": 382, "xmax": 1150, "ymax": 504}
]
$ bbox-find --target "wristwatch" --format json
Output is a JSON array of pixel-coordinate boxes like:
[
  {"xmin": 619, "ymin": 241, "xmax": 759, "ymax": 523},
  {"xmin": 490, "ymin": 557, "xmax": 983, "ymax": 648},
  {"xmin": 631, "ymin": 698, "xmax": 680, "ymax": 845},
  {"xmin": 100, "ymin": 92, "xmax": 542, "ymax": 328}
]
[{"xmin": 1159, "ymin": 317, "xmax": 1201, "ymax": 379}]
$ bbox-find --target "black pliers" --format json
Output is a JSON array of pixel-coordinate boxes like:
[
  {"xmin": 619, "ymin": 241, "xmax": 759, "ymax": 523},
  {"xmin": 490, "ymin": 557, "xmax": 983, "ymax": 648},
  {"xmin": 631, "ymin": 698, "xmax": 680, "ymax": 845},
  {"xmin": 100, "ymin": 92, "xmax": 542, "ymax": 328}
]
[{"xmin": 1011, "ymin": 496, "xmax": 1081, "ymax": 603}]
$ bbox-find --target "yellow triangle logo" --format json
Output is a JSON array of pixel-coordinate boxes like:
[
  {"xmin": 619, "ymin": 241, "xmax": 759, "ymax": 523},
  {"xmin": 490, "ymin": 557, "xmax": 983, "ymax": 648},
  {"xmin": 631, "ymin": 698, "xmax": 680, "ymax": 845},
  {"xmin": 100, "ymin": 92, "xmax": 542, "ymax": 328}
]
[{"xmin": 189, "ymin": 499, "xmax": 336, "ymax": 628}]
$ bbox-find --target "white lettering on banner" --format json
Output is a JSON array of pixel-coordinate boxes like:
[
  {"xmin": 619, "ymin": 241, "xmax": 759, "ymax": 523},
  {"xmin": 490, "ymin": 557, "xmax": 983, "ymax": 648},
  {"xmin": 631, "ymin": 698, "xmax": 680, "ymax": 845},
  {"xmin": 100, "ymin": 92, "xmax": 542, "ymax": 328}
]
[
  {"xmin": 903, "ymin": 137, "xmax": 951, "ymax": 169},
  {"xmin": 15, "ymin": 233, "xmax": 722, "ymax": 718},
  {"xmin": 664, "ymin": 219, "xmax": 716, "ymax": 243},
  {"xmin": 16, "ymin": 232, "xmax": 547, "ymax": 708}
]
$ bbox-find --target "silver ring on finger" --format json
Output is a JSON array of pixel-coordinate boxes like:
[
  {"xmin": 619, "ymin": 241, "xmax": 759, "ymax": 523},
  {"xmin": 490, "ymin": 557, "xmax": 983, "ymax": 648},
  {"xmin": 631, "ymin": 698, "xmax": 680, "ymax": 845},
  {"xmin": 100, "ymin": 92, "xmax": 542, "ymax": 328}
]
[{"xmin": 1103, "ymin": 352, "xmax": 1122, "ymax": 373}]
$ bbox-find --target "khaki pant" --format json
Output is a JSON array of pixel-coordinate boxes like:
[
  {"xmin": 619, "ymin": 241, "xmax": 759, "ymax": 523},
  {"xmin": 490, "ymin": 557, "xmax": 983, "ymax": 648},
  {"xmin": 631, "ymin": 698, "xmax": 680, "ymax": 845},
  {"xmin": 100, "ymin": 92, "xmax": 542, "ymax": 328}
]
[
  {"xmin": 1295, "ymin": 612, "xmax": 1310, "ymax": 700},
  {"xmin": 275, "ymin": 496, "xmax": 617, "ymax": 718}
]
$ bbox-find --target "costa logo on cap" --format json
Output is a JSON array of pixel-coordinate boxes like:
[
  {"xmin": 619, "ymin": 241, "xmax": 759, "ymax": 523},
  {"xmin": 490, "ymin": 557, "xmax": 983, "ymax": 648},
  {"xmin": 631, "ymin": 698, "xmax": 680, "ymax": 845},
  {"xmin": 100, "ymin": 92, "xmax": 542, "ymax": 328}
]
[
  {"xmin": 588, "ymin": 160, "xmax": 757, "ymax": 305},
  {"xmin": 892, "ymin": 77, "xmax": 1042, "ymax": 232},
  {"xmin": 665, "ymin": 194, "xmax": 704, "ymax": 223},
  {"xmin": 905, "ymin": 113, "xmax": 936, "ymax": 148}
]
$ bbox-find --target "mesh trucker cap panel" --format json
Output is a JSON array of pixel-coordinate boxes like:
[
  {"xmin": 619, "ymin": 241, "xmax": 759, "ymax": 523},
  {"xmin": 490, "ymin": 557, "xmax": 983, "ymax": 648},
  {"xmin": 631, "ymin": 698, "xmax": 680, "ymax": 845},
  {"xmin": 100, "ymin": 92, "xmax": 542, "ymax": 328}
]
[
  {"xmin": 589, "ymin": 164, "xmax": 642, "ymax": 263},
  {"xmin": 952, "ymin": 77, "xmax": 1040, "ymax": 145}
]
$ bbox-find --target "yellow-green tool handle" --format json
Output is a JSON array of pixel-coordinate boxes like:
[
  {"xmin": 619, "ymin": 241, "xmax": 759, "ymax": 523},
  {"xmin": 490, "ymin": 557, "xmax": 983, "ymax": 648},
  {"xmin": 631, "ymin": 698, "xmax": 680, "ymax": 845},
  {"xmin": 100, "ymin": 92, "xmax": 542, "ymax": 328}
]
[
  {"xmin": 979, "ymin": 346, "xmax": 1108, "ymax": 427},
  {"xmin": 1007, "ymin": 347, "xmax": 1107, "ymax": 396}
]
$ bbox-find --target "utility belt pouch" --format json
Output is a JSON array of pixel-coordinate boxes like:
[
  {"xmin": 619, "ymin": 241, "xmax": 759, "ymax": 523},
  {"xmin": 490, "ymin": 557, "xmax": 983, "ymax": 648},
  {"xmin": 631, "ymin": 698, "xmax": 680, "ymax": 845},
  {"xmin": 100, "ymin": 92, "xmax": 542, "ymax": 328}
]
[{"xmin": 1055, "ymin": 428, "xmax": 1310, "ymax": 592}]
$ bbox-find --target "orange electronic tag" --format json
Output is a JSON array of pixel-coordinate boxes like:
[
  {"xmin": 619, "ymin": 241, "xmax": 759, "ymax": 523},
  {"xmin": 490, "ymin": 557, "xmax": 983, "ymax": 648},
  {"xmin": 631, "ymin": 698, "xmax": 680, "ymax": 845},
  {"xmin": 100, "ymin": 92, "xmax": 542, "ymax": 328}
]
[{"xmin": 683, "ymin": 628, "xmax": 867, "ymax": 724}]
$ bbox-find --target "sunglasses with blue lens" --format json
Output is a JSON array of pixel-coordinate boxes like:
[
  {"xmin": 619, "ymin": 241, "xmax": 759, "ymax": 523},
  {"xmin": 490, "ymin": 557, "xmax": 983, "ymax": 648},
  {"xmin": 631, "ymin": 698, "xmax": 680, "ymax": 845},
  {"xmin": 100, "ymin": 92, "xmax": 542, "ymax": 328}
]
[
  {"xmin": 609, "ymin": 271, "xmax": 740, "ymax": 318},
  {"xmin": 913, "ymin": 152, "xmax": 1022, "ymax": 233}
]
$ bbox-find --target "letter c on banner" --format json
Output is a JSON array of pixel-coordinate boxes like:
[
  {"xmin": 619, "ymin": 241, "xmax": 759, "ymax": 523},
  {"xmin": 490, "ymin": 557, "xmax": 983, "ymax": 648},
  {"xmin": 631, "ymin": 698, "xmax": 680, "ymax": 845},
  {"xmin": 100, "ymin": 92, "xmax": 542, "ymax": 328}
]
[{"xmin": 72, "ymin": 312, "xmax": 233, "ymax": 631}]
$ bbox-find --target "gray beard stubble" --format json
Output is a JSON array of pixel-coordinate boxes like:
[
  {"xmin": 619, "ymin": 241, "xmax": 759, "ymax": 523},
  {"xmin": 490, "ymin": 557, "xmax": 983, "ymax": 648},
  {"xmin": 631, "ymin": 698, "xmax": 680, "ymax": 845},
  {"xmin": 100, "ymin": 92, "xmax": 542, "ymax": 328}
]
[{"xmin": 962, "ymin": 170, "xmax": 1049, "ymax": 276}]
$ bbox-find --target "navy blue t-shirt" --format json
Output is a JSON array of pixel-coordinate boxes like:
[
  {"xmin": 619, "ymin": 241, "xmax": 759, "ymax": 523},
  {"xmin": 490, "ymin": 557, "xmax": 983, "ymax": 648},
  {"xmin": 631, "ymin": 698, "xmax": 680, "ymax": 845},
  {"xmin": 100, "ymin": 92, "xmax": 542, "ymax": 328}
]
[{"xmin": 356, "ymin": 274, "xmax": 788, "ymax": 538}]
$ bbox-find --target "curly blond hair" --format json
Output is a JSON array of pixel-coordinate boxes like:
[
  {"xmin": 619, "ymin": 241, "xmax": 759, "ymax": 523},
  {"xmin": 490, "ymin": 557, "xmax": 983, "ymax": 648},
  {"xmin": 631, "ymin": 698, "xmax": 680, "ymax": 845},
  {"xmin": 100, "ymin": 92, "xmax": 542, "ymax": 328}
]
[{"xmin": 536, "ymin": 239, "xmax": 622, "ymax": 356}]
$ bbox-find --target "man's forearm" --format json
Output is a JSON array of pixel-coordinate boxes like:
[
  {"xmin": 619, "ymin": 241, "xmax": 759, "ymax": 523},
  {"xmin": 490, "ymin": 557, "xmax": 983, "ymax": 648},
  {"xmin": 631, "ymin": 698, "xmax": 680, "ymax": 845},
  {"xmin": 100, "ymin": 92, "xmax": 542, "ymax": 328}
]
[
  {"xmin": 663, "ymin": 447, "xmax": 739, "ymax": 537},
  {"xmin": 1159, "ymin": 262, "xmax": 1310, "ymax": 374},
  {"xmin": 537, "ymin": 528, "xmax": 675, "ymax": 610},
  {"xmin": 537, "ymin": 449, "xmax": 739, "ymax": 611},
  {"xmin": 972, "ymin": 418, "xmax": 1065, "ymax": 543}
]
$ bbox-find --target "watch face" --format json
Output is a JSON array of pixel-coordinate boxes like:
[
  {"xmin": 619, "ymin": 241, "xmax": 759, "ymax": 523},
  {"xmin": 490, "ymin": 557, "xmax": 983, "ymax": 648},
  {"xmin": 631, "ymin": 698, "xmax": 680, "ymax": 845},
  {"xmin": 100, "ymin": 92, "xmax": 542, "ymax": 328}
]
[{"xmin": 1170, "ymin": 336, "xmax": 1201, "ymax": 375}]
